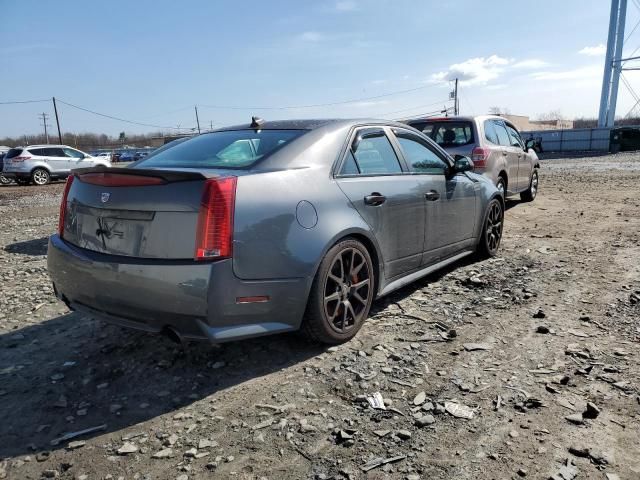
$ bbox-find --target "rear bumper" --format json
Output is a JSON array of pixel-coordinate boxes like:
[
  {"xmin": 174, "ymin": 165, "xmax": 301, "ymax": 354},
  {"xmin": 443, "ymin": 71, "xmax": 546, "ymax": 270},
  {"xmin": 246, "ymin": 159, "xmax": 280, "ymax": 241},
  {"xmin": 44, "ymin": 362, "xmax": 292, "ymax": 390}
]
[{"xmin": 47, "ymin": 235, "xmax": 309, "ymax": 343}]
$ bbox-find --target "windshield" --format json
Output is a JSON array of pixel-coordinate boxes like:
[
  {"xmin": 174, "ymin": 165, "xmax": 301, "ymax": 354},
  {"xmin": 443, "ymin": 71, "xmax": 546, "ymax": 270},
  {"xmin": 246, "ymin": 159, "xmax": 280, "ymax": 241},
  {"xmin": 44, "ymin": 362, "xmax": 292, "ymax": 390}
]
[{"xmin": 135, "ymin": 129, "xmax": 306, "ymax": 169}]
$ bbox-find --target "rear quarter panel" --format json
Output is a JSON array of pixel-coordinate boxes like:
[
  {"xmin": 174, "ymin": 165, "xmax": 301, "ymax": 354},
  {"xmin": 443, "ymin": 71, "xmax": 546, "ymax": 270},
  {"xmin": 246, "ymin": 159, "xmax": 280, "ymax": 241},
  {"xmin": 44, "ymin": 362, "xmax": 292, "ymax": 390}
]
[{"xmin": 232, "ymin": 166, "xmax": 378, "ymax": 282}]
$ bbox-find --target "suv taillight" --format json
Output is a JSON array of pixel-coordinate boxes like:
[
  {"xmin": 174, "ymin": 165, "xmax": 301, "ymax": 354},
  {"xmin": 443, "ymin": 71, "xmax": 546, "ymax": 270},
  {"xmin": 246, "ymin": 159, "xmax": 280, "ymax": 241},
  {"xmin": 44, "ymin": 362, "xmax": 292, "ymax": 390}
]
[
  {"xmin": 471, "ymin": 147, "xmax": 490, "ymax": 169},
  {"xmin": 13, "ymin": 155, "xmax": 31, "ymax": 162},
  {"xmin": 58, "ymin": 175, "xmax": 75, "ymax": 238},
  {"xmin": 195, "ymin": 176, "xmax": 237, "ymax": 261}
]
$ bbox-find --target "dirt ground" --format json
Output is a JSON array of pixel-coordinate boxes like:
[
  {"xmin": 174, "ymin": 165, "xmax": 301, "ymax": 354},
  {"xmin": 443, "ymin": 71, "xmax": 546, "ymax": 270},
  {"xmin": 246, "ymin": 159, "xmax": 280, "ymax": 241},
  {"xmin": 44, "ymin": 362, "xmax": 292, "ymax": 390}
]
[{"xmin": 0, "ymin": 153, "xmax": 639, "ymax": 480}]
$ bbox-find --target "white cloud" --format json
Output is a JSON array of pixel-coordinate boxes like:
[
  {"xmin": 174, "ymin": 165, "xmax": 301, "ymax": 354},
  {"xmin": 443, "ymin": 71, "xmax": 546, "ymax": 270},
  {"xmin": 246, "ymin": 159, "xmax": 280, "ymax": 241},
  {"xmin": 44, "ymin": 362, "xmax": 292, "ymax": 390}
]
[
  {"xmin": 579, "ymin": 44, "xmax": 606, "ymax": 56},
  {"xmin": 513, "ymin": 59, "xmax": 549, "ymax": 69},
  {"xmin": 531, "ymin": 64, "xmax": 601, "ymax": 81},
  {"xmin": 335, "ymin": 1, "xmax": 357, "ymax": 11},
  {"xmin": 297, "ymin": 31, "xmax": 324, "ymax": 42},
  {"xmin": 431, "ymin": 55, "xmax": 510, "ymax": 86}
]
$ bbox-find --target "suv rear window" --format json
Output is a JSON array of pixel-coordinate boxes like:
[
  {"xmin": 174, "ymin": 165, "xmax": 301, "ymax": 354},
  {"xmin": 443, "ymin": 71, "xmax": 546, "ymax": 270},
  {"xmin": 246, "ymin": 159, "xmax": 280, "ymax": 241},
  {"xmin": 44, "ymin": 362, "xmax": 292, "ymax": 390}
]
[
  {"xmin": 136, "ymin": 129, "xmax": 306, "ymax": 169},
  {"xmin": 5, "ymin": 148, "xmax": 23, "ymax": 159},
  {"xmin": 410, "ymin": 121, "xmax": 475, "ymax": 147}
]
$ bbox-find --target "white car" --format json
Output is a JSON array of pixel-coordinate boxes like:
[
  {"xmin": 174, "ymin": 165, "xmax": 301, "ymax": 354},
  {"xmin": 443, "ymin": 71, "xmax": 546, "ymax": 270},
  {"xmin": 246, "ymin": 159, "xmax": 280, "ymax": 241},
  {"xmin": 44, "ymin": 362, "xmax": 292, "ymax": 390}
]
[
  {"xmin": 2, "ymin": 145, "xmax": 111, "ymax": 186},
  {"xmin": 94, "ymin": 152, "xmax": 113, "ymax": 162}
]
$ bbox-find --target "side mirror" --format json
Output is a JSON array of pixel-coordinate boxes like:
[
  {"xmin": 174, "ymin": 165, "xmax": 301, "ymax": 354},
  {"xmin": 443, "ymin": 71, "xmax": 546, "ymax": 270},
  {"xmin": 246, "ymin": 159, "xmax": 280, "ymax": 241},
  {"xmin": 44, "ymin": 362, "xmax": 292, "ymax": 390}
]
[
  {"xmin": 525, "ymin": 139, "xmax": 535, "ymax": 150},
  {"xmin": 453, "ymin": 155, "xmax": 473, "ymax": 173}
]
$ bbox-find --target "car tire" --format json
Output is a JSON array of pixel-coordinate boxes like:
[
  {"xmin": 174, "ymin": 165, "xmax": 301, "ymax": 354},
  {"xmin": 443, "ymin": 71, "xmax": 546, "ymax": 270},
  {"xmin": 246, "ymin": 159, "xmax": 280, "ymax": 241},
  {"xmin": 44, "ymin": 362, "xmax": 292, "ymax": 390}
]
[
  {"xmin": 496, "ymin": 176, "xmax": 507, "ymax": 197},
  {"xmin": 477, "ymin": 198, "xmax": 504, "ymax": 258},
  {"xmin": 31, "ymin": 168, "xmax": 50, "ymax": 186},
  {"xmin": 0, "ymin": 175, "xmax": 11, "ymax": 185},
  {"xmin": 520, "ymin": 169, "xmax": 539, "ymax": 202},
  {"xmin": 301, "ymin": 238, "xmax": 375, "ymax": 344}
]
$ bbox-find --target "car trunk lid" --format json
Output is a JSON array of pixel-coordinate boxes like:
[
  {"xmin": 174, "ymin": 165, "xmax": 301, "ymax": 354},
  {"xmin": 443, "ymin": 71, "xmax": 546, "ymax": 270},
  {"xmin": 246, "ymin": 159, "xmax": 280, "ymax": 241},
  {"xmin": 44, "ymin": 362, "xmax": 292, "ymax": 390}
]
[{"xmin": 61, "ymin": 167, "xmax": 231, "ymax": 260}]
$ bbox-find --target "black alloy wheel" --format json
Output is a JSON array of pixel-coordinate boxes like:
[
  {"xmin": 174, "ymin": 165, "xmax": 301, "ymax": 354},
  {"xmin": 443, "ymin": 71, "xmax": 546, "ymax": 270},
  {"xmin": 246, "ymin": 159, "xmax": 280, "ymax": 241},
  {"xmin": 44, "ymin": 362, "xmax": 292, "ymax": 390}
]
[
  {"xmin": 302, "ymin": 239, "xmax": 374, "ymax": 344},
  {"xmin": 478, "ymin": 199, "xmax": 504, "ymax": 257}
]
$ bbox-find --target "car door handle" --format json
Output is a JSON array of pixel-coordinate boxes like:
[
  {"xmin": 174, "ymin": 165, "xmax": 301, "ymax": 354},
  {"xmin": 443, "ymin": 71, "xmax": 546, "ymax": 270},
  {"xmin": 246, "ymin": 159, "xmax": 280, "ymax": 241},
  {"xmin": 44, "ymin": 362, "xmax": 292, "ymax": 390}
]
[
  {"xmin": 424, "ymin": 190, "xmax": 440, "ymax": 201},
  {"xmin": 364, "ymin": 193, "xmax": 386, "ymax": 206}
]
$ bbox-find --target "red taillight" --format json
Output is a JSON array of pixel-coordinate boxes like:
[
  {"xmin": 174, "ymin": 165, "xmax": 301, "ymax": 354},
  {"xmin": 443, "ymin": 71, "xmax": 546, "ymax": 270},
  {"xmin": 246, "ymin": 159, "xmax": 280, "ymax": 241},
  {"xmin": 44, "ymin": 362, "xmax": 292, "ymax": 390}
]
[
  {"xmin": 77, "ymin": 172, "xmax": 166, "ymax": 186},
  {"xmin": 58, "ymin": 175, "xmax": 75, "ymax": 238},
  {"xmin": 471, "ymin": 147, "xmax": 490, "ymax": 169},
  {"xmin": 13, "ymin": 155, "xmax": 31, "ymax": 162},
  {"xmin": 195, "ymin": 177, "xmax": 237, "ymax": 261}
]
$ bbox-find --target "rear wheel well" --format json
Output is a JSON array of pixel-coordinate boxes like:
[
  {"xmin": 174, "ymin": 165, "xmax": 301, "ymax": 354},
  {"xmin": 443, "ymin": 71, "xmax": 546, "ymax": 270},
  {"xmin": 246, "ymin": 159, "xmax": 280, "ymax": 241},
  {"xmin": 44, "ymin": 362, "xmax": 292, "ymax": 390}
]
[
  {"xmin": 30, "ymin": 166, "xmax": 51, "ymax": 176},
  {"xmin": 335, "ymin": 233, "xmax": 381, "ymax": 297},
  {"xmin": 498, "ymin": 171, "xmax": 508, "ymax": 189}
]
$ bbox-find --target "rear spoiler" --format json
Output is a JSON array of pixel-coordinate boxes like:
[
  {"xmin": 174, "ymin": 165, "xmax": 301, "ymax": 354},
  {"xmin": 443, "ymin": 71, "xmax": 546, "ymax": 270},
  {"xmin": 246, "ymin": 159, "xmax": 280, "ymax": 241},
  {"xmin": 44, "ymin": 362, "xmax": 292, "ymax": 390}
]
[{"xmin": 71, "ymin": 166, "xmax": 215, "ymax": 183}]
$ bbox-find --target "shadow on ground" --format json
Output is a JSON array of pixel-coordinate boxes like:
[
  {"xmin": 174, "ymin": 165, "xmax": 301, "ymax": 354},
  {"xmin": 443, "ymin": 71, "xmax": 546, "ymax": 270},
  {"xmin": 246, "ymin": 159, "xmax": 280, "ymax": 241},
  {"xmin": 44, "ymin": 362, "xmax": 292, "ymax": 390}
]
[
  {"xmin": 4, "ymin": 237, "xmax": 49, "ymax": 256},
  {"xmin": 0, "ymin": 314, "xmax": 323, "ymax": 459},
  {"xmin": 0, "ymin": 231, "xmax": 501, "ymax": 459}
]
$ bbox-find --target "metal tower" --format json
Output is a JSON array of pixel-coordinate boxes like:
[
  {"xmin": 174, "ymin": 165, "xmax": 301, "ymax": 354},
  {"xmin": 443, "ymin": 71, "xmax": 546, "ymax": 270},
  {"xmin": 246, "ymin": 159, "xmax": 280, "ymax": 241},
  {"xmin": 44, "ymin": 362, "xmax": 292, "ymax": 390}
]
[{"xmin": 599, "ymin": 0, "xmax": 628, "ymax": 127}]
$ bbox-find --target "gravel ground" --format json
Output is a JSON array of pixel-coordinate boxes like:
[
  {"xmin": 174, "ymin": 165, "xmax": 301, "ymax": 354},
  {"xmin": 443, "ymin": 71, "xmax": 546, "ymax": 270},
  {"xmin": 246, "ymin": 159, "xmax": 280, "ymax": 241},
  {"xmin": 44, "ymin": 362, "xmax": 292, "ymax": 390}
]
[{"xmin": 0, "ymin": 154, "xmax": 639, "ymax": 480}]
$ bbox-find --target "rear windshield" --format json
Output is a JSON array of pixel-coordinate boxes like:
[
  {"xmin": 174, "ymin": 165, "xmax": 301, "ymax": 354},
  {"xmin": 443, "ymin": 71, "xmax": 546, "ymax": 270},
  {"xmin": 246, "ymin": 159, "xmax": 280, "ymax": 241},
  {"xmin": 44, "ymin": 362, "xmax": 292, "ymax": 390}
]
[
  {"xmin": 5, "ymin": 148, "xmax": 23, "ymax": 159},
  {"xmin": 410, "ymin": 121, "xmax": 475, "ymax": 147},
  {"xmin": 136, "ymin": 129, "xmax": 306, "ymax": 169}
]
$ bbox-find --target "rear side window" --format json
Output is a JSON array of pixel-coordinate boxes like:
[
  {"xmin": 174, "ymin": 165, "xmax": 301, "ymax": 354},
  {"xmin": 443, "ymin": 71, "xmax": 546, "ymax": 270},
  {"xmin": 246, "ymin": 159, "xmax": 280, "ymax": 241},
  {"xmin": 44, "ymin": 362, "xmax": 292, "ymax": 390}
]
[
  {"xmin": 28, "ymin": 148, "xmax": 48, "ymax": 156},
  {"xmin": 5, "ymin": 148, "xmax": 24, "ymax": 159},
  {"xmin": 492, "ymin": 120, "xmax": 512, "ymax": 146},
  {"xmin": 137, "ymin": 129, "xmax": 306, "ymax": 169},
  {"xmin": 350, "ymin": 130, "xmax": 402, "ymax": 175},
  {"xmin": 484, "ymin": 120, "xmax": 499, "ymax": 144}
]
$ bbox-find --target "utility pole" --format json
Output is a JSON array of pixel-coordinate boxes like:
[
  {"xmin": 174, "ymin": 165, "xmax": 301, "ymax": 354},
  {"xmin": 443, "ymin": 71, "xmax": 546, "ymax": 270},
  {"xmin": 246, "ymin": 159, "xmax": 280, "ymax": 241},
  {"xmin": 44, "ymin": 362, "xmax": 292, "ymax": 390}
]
[
  {"xmin": 194, "ymin": 105, "xmax": 201, "ymax": 134},
  {"xmin": 209, "ymin": 120, "xmax": 214, "ymax": 131},
  {"xmin": 52, "ymin": 97, "xmax": 63, "ymax": 144},
  {"xmin": 599, "ymin": 0, "xmax": 628, "ymax": 127},
  {"xmin": 39, "ymin": 112, "xmax": 50, "ymax": 144},
  {"xmin": 454, "ymin": 78, "xmax": 459, "ymax": 115}
]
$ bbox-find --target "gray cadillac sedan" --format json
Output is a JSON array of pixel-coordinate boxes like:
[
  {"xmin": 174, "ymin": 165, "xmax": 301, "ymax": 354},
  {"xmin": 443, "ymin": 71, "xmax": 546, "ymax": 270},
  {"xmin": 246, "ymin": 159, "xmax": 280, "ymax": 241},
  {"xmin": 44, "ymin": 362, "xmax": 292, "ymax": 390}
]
[{"xmin": 47, "ymin": 119, "xmax": 504, "ymax": 345}]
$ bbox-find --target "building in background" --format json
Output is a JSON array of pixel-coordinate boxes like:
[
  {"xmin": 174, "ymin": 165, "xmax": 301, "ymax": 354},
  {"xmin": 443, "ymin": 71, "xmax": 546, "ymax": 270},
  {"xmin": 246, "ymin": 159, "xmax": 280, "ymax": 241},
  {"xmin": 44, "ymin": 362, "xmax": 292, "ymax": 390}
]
[{"xmin": 501, "ymin": 114, "xmax": 574, "ymax": 131}]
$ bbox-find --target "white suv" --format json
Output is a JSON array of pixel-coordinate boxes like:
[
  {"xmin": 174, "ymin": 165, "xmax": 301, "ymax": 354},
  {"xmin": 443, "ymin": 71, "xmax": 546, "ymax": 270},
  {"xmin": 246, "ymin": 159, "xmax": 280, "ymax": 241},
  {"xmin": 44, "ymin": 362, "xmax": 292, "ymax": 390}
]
[{"xmin": 2, "ymin": 145, "xmax": 111, "ymax": 186}]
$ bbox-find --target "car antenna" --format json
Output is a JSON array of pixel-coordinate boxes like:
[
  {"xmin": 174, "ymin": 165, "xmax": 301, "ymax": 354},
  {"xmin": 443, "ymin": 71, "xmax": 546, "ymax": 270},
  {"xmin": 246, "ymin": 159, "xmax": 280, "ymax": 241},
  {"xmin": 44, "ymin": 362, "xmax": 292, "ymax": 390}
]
[{"xmin": 250, "ymin": 116, "xmax": 265, "ymax": 129}]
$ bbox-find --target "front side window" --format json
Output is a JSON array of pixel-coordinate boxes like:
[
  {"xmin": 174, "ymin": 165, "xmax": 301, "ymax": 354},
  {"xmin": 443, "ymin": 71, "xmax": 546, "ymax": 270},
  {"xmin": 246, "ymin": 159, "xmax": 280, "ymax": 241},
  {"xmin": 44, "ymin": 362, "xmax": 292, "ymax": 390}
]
[
  {"xmin": 49, "ymin": 148, "xmax": 67, "ymax": 157},
  {"xmin": 505, "ymin": 124, "xmax": 524, "ymax": 148},
  {"xmin": 63, "ymin": 148, "xmax": 84, "ymax": 159},
  {"xmin": 350, "ymin": 130, "xmax": 402, "ymax": 175},
  {"xmin": 137, "ymin": 129, "xmax": 305, "ymax": 169},
  {"xmin": 394, "ymin": 133, "xmax": 448, "ymax": 174}
]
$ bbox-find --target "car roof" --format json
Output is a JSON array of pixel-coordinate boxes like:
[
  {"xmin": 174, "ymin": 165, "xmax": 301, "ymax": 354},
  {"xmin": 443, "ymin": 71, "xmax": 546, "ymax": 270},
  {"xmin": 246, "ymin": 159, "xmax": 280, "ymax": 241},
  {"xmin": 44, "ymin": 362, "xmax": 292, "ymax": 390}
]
[
  {"xmin": 212, "ymin": 118, "xmax": 415, "ymax": 132},
  {"xmin": 404, "ymin": 115, "xmax": 512, "ymax": 124},
  {"xmin": 21, "ymin": 144, "xmax": 76, "ymax": 149}
]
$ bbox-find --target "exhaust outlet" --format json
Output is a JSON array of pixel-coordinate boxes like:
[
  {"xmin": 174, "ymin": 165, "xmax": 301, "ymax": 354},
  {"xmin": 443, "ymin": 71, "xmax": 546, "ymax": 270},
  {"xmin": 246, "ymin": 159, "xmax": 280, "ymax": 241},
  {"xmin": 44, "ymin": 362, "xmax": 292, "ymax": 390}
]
[{"xmin": 162, "ymin": 326, "xmax": 184, "ymax": 346}]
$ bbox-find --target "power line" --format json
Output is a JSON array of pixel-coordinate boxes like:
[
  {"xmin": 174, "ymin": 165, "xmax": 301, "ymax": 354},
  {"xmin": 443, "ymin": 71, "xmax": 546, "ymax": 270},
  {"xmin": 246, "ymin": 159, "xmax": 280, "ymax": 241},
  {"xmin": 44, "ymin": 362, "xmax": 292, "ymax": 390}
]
[
  {"xmin": 198, "ymin": 84, "xmax": 435, "ymax": 111},
  {"xmin": 0, "ymin": 99, "xmax": 49, "ymax": 105},
  {"xmin": 393, "ymin": 108, "xmax": 451, "ymax": 122},
  {"xmin": 374, "ymin": 99, "xmax": 452, "ymax": 118},
  {"xmin": 56, "ymin": 98, "xmax": 195, "ymax": 131}
]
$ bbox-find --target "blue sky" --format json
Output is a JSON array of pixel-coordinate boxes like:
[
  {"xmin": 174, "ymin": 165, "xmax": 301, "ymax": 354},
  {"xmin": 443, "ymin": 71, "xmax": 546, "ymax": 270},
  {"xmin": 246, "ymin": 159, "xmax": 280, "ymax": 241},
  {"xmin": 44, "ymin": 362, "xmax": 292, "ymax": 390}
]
[{"xmin": 0, "ymin": 0, "xmax": 636, "ymax": 137}]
